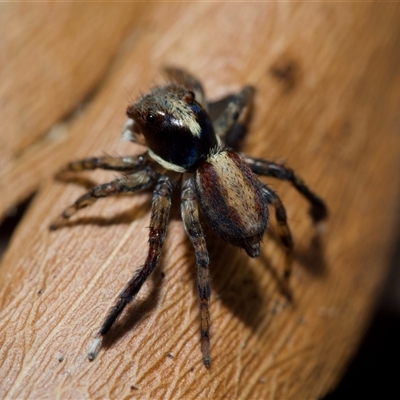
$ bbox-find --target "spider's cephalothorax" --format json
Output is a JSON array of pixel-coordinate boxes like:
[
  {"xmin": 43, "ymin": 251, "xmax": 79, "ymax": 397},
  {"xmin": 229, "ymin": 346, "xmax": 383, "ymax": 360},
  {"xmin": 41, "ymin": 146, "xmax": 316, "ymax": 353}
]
[
  {"xmin": 51, "ymin": 67, "xmax": 327, "ymax": 368},
  {"xmin": 127, "ymin": 84, "xmax": 219, "ymax": 172}
]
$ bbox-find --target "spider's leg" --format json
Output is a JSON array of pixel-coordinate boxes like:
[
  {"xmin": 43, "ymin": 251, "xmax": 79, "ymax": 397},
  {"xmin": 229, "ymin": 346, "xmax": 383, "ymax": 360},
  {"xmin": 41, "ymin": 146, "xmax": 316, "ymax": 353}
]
[
  {"xmin": 163, "ymin": 66, "xmax": 207, "ymax": 110},
  {"xmin": 181, "ymin": 177, "xmax": 211, "ymax": 368},
  {"xmin": 213, "ymin": 85, "xmax": 254, "ymax": 146},
  {"xmin": 262, "ymin": 185, "xmax": 294, "ymax": 300},
  {"xmin": 244, "ymin": 156, "xmax": 328, "ymax": 223},
  {"xmin": 88, "ymin": 175, "xmax": 176, "ymax": 360},
  {"xmin": 50, "ymin": 168, "xmax": 156, "ymax": 229},
  {"xmin": 58, "ymin": 153, "xmax": 149, "ymax": 174}
]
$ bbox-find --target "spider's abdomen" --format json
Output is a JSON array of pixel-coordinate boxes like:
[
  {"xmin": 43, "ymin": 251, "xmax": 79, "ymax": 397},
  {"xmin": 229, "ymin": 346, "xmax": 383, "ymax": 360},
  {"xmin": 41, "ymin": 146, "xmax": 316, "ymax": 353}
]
[{"xmin": 195, "ymin": 151, "xmax": 267, "ymax": 257}]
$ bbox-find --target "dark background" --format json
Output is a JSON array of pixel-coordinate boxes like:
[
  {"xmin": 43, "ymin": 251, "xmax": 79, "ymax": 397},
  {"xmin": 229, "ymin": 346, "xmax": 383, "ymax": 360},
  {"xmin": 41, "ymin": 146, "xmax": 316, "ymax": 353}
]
[{"xmin": 325, "ymin": 228, "xmax": 400, "ymax": 399}]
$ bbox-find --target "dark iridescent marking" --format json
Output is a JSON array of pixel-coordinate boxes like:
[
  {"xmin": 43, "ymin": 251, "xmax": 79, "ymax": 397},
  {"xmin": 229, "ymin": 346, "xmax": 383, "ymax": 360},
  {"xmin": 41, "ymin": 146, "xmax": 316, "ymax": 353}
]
[
  {"xmin": 128, "ymin": 84, "xmax": 219, "ymax": 171},
  {"xmin": 145, "ymin": 109, "xmax": 217, "ymax": 171}
]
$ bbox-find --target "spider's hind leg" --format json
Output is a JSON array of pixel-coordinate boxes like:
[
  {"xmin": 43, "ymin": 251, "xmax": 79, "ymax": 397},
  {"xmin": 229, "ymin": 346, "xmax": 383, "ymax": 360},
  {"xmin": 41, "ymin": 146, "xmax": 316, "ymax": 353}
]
[
  {"xmin": 181, "ymin": 177, "xmax": 212, "ymax": 368},
  {"xmin": 88, "ymin": 175, "xmax": 176, "ymax": 360},
  {"xmin": 262, "ymin": 185, "xmax": 294, "ymax": 301},
  {"xmin": 244, "ymin": 156, "xmax": 328, "ymax": 223},
  {"xmin": 50, "ymin": 168, "xmax": 156, "ymax": 229}
]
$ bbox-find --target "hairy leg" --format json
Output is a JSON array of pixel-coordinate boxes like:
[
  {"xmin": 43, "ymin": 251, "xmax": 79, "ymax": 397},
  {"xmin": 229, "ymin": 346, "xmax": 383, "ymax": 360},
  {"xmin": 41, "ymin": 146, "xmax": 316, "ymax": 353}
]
[
  {"xmin": 244, "ymin": 156, "xmax": 328, "ymax": 223},
  {"xmin": 88, "ymin": 175, "xmax": 176, "ymax": 360},
  {"xmin": 181, "ymin": 177, "xmax": 212, "ymax": 368},
  {"xmin": 58, "ymin": 153, "xmax": 149, "ymax": 173},
  {"xmin": 263, "ymin": 185, "xmax": 294, "ymax": 300},
  {"xmin": 50, "ymin": 168, "xmax": 157, "ymax": 229},
  {"xmin": 213, "ymin": 85, "xmax": 254, "ymax": 143}
]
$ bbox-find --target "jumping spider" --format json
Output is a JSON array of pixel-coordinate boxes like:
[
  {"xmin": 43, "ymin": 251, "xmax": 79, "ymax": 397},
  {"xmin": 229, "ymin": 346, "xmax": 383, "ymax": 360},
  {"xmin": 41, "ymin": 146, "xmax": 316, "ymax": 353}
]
[{"xmin": 51, "ymin": 67, "xmax": 327, "ymax": 368}]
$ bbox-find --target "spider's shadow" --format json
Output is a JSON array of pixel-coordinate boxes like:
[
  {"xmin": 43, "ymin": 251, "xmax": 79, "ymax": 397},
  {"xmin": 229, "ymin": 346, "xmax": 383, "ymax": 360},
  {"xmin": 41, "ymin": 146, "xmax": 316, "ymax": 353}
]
[
  {"xmin": 189, "ymin": 220, "xmax": 328, "ymax": 334},
  {"xmin": 101, "ymin": 267, "xmax": 164, "ymax": 351},
  {"xmin": 97, "ymin": 219, "xmax": 328, "ymax": 351},
  {"xmin": 205, "ymin": 239, "xmax": 268, "ymax": 331},
  {"xmin": 55, "ymin": 173, "xmax": 327, "ymax": 350},
  {"xmin": 96, "ymin": 204, "xmax": 274, "ymax": 346},
  {"xmin": 268, "ymin": 224, "xmax": 328, "ymax": 278},
  {"xmin": 192, "ymin": 225, "xmax": 274, "ymax": 332},
  {"xmin": 54, "ymin": 173, "xmax": 98, "ymax": 190},
  {"xmin": 295, "ymin": 233, "xmax": 328, "ymax": 277}
]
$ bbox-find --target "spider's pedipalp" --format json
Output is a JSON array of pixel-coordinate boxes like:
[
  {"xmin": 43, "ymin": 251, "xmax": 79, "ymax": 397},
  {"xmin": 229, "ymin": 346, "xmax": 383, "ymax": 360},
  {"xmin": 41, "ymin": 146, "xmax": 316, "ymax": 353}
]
[
  {"xmin": 88, "ymin": 175, "xmax": 176, "ymax": 359},
  {"xmin": 181, "ymin": 177, "xmax": 211, "ymax": 368},
  {"xmin": 50, "ymin": 168, "xmax": 157, "ymax": 229},
  {"xmin": 243, "ymin": 156, "xmax": 328, "ymax": 223}
]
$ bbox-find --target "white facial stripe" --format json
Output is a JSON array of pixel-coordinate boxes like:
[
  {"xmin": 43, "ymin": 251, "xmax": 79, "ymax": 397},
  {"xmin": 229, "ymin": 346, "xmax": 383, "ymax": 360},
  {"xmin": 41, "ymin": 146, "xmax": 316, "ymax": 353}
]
[
  {"xmin": 138, "ymin": 84, "xmax": 203, "ymax": 138},
  {"xmin": 169, "ymin": 99, "xmax": 202, "ymax": 138},
  {"xmin": 186, "ymin": 117, "xmax": 202, "ymax": 137},
  {"xmin": 148, "ymin": 150, "xmax": 187, "ymax": 173}
]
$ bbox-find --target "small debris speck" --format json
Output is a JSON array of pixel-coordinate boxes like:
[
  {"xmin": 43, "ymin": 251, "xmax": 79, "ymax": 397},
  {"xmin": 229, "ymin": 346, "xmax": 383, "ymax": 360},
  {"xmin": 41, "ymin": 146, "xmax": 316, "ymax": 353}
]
[
  {"xmin": 270, "ymin": 56, "xmax": 300, "ymax": 91},
  {"xmin": 58, "ymin": 356, "xmax": 64, "ymax": 362},
  {"xmin": 130, "ymin": 385, "xmax": 139, "ymax": 391},
  {"xmin": 166, "ymin": 353, "xmax": 174, "ymax": 359},
  {"xmin": 298, "ymin": 316, "xmax": 305, "ymax": 324},
  {"xmin": 37, "ymin": 289, "xmax": 43, "ymax": 295}
]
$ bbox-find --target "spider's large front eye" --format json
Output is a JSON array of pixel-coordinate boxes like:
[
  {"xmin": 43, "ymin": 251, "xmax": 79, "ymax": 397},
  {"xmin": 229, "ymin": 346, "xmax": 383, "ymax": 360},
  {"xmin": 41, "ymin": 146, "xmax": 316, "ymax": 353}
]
[
  {"xmin": 130, "ymin": 84, "xmax": 218, "ymax": 171},
  {"xmin": 146, "ymin": 113, "xmax": 155, "ymax": 123}
]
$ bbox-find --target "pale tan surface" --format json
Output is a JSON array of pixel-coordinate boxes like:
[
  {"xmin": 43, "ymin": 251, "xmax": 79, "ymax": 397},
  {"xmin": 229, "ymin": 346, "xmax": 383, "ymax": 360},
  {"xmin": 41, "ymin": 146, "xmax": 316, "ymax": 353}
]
[
  {"xmin": 0, "ymin": 2, "xmax": 145, "ymax": 212},
  {"xmin": 1, "ymin": 3, "xmax": 400, "ymax": 399}
]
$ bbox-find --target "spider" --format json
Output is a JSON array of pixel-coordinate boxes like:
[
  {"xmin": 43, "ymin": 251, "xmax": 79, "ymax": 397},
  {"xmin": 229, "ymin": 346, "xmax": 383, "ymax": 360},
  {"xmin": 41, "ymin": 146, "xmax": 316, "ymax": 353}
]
[{"xmin": 51, "ymin": 67, "xmax": 327, "ymax": 368}]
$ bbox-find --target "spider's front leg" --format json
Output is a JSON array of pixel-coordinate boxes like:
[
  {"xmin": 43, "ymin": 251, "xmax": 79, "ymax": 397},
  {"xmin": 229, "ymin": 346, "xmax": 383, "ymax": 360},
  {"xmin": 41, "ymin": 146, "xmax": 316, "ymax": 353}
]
[
  {"xmin": 57, "ymin": 153, "xmax": 149, "ymax": 174},
  {"xmin": 243, "ymin": 156, "xmax": 328, "ymax": 223},
  {"xmin": 213, "ymin": 85, "xmax": 255, "ymax": 143},
  {"xmin": 50, "ymin": 168, "xmax": 157, "ymax": 229},
  {"xmin": 88, "ymin": 175, "xmax": 176, "ymax": 360},
  {"xmin": 181, "ymin": 177, "xmax": 211, "ymax": 368}
]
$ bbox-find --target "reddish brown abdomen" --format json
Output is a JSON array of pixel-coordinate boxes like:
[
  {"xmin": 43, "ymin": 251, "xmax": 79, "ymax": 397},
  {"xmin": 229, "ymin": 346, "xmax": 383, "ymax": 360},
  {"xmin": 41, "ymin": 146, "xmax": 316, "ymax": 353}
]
[{"xmin": 195, "ymin": 151, "xmax": 267, "ymax": 257}]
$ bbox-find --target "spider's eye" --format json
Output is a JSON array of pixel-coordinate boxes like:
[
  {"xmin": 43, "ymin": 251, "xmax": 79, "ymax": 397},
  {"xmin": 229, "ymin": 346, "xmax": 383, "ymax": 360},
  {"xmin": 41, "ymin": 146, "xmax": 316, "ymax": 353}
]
[
  {"xmin": 183, "ymin": 91, "xmax": 195, "ymax": 103},
  {"xmin": 146, "ymin": 113, "xmax": 155, "ymax": 123}
]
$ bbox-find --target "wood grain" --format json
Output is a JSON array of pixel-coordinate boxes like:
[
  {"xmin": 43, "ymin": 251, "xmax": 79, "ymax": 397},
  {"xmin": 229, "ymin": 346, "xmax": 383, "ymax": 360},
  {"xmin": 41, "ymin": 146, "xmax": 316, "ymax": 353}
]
[
  {"xmin": 0, "ymin": 2, "xmax": 146, "ymax": 219},
  {"xmin": 1, "ymin": 2, "xmax": 400, "ymax": 399}
]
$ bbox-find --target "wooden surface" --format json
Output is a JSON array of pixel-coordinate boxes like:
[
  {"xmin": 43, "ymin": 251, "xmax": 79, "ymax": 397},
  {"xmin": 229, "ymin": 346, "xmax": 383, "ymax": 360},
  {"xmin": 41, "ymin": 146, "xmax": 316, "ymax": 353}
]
[
  {"xmin": 0, "ymin": 2, "xmax": 145, "ymax": 218},
  {"xmin": 1, "ymin": 2, "xmax": 400, "ymax": 399}
]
